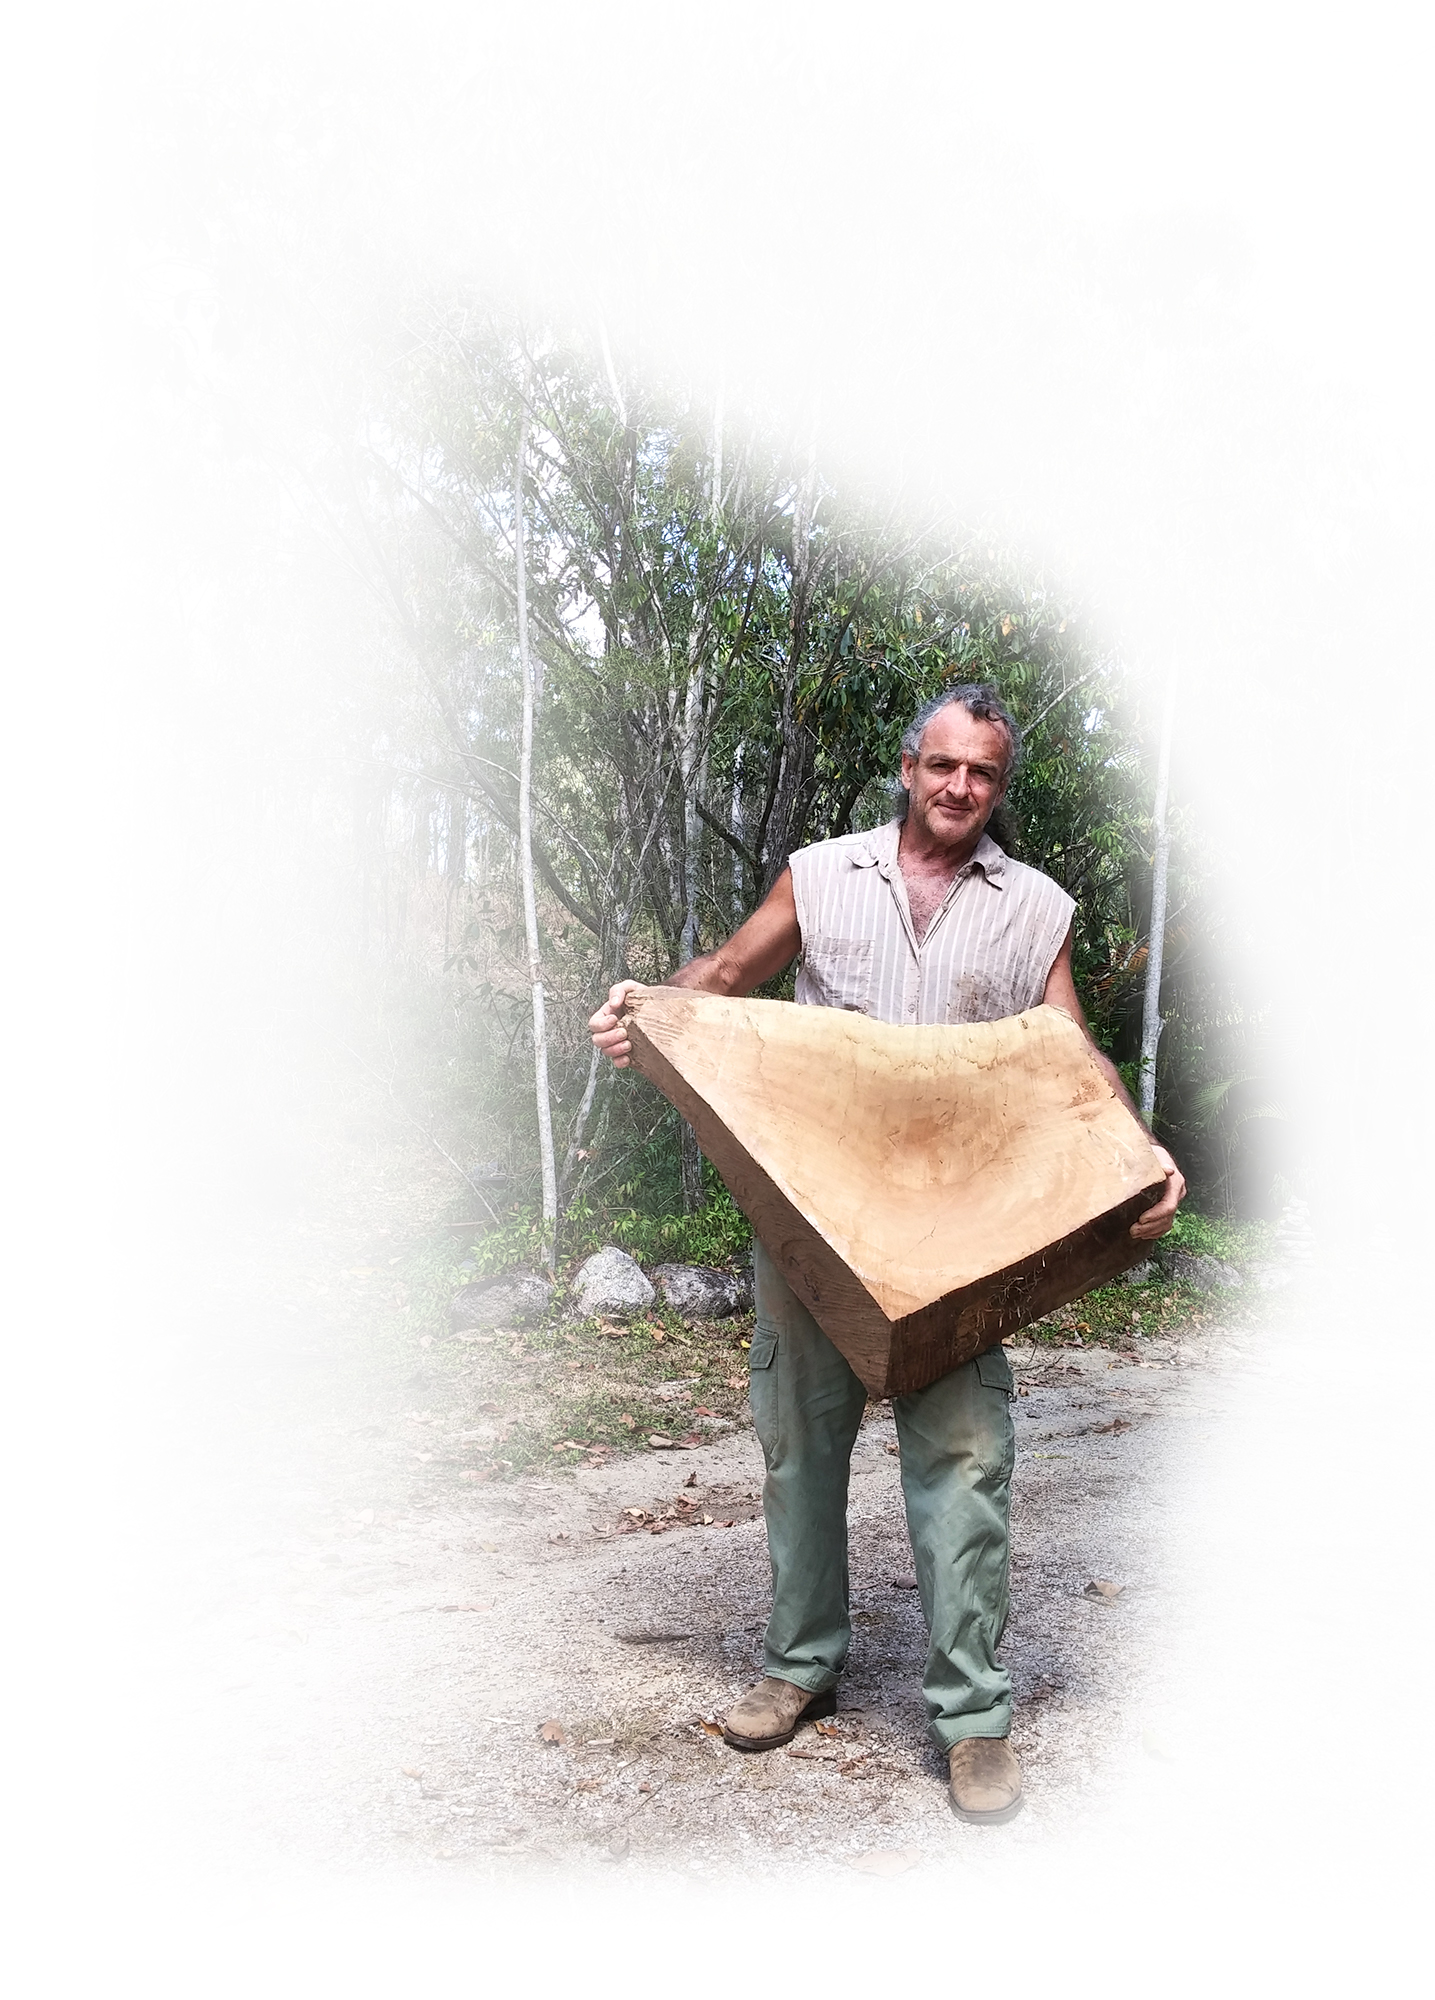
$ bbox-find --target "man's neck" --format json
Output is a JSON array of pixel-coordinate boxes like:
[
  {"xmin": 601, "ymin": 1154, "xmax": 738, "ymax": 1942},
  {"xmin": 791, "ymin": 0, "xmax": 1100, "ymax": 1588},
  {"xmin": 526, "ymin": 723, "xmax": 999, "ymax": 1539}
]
[{"xmin": 897, "ymin": 814, "xmax": 986, "ymax": 876}]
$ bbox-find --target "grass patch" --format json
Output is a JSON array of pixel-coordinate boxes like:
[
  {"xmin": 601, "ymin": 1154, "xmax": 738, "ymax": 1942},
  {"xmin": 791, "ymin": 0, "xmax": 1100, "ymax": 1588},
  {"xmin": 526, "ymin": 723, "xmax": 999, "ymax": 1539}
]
[
  {"xmin": 449, "ymin": 1302, "xmax": 757, "ymax": 1482},
  {"xmin": 1163, "ymin": 1209, "xmax": 1274, "ymax": 1262},
  {"xmin": 1028, "ymin": 1279, "xmax": 1220, "ymax": 1348},
  {"xmin": 449, "ymin": 1180, "xmax": 753, "ymax": 1283},
  {"xmin": 1020, "ymin": 1206, "xmax": 1277, "ymax": 1350},
  {"xmin": 388, "ymin": 1203, "xmax": 1277, "ymax": 1480}
]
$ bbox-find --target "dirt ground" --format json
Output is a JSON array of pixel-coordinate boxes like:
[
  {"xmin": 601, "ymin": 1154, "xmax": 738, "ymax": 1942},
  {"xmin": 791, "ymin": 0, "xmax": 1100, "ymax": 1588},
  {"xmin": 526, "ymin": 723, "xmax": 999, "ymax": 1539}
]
[{"xmin": 143, "ymin": 1148, "xmax": 1268, "ymax": 1890}]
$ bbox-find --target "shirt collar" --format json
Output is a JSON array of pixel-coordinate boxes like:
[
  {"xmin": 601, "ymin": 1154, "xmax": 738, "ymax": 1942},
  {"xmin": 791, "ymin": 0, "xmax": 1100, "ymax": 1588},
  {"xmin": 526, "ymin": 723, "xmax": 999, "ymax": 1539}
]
[
  {"xmin": 971, "ymin": 831, "xmax": 1006, "ymax": 884},
  {"xmin": 850, "ymin": 819, "xmax": 1006, "ymax": 886}
]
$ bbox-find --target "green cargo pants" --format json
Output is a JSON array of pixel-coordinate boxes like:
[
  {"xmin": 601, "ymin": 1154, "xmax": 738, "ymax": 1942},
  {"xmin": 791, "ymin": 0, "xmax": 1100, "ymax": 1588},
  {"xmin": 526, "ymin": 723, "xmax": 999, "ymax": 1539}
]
[{"xmin": 748, "ymin": 1241, "xmax": 1016, "ymax": 1750}]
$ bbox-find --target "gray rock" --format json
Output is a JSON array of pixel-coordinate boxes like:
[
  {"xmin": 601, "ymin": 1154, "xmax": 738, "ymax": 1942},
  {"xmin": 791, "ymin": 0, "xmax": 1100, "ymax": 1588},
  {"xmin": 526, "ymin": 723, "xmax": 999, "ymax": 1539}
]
[
  {"xmin": 651, "ymin": 1263, "xmax": 753, "ymax": 1319},
  {"xmin": 1161, "ymin": 1250, "xmax": 1244, "ymax": 1293},
  {"xmin": 569, "ymin": 1246, "xmax": 655, "ymax": 1319},
  {"xmin": 450, "ymin": 1269, "xmax": 553, "ymax": 1332},
  {"xmin": 1122, "ymin": 1260, "xmax": 1157, "ymax": 1286}
]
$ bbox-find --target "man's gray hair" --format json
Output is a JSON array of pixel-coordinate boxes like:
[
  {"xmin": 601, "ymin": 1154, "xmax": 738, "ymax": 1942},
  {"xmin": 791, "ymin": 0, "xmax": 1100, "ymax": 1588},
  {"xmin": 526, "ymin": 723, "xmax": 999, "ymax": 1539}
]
[{"xmin": 901, "ymin": 684, "xmax": 1023, "ymax": 780}]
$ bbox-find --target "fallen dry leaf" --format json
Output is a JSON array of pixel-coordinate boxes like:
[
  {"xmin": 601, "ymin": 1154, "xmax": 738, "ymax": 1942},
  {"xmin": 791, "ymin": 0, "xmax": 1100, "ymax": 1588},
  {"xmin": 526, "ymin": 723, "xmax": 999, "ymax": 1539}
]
[
  {"xmin": 839, "ymin": 1757, "xmax": 871, "ymax": 1778},
  {"xmin": 813, "ymin": 1718, "xmax": 841, "ymax": 1737},
  {"xmin": 401, "ymin": 1766, "xmax": 425, "ymax": 1779},
  {"xmin": 648, "ymin": 1435, "xmax": 676, "ymax": 1450},
  {"xmin": 537, "ymin": 1720, "xmax": 570, "ymax": 1747},
  {"xmin": 726, "ymin": 1376, "xmax": 745, "ymax": 1390},
  {"xmin": 575, "ymin": 1778, "xmax": 602, "ymax": 1793},
  {"xmin": 884, "ymin": 1442, "xmax": 900, "ymax": 1456},
  {"xmin": 699, "ymin": 1513, "xmax": 714, "ymax": 1524},
  {"xmin": 786, "ymin": 1739, "xmax": 840, "ymax": 1761},
  {"xmin": 619, "ymin": 1414, "xmax": 637, "ymax": 1429},
  {"xmin": 1094, "ymin": 1417, "xmax": 1132, "ymax": 1434},
  {"xmin": 718, "ymin": 1518, "xmax": 735, "ymax": 1528},
  {"xmin": 678, "ymin": 1432, "xmax": 702, "ymax": 1448},
  {"xmin": 1084, "ymin": 1578, "xmax": 1124, "ymax": 1599},
  {"xmin": 694, "ymin": 1405, "xmax": 720, "ymax": 1417},
  {"xmin": 850, "ymin": 1848, "xmax": 922, "ymax": 1878},
  {"xmin": 699, "ymin": 1719, "xmax": 724, "ymax": 1738},
  {"xmin": 622, "ymin": 1507, "xmax": 649, "ymax": 1521},
  {"xmin": 684, "ymin": 1472, "xmax": 698, "ymax": 1487}
]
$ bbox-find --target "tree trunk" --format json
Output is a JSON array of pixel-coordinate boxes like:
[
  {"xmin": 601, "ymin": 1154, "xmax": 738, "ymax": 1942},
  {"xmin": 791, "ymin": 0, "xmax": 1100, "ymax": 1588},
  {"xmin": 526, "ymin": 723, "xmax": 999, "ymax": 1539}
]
[
  {"xmin": 678, "ymin": 647, "xmax": 705, "ymax": 1212},
  {"xmin": 1139, "ymin": 671, "xmax": 1177, "ymax": 1128},
  {"xmin": 759, "ymin": 445, "xmax": 820, "ymax": 893},
  {"xmin": 515, "ymin": 409, "xmax": 559, "ymax": 1262},
  {"xmin": 674, "ymin": 393, "xmax": 728, "ymax": 1211},
  {"xmin": 729, "ymin": 740, "xmax": 746, "ymax": 925}
]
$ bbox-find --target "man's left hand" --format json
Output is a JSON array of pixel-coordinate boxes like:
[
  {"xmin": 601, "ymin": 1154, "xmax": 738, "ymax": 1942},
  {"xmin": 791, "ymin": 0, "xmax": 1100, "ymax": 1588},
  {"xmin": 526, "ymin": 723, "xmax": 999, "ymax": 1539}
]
[{"xmin": 1130, "ymin": 1144, "xmax": 1186, "ymax": 1240}]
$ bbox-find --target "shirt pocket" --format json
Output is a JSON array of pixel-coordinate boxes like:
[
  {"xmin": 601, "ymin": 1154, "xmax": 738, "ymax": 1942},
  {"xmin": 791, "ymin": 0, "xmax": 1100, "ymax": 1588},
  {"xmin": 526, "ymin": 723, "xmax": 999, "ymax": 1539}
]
[
  {"xmin": 801, "ymin": 935, "xmax": 874, "ymax": 1012},
  {"xmin": 944, "ymin": 970, "xmax": 1013, "ymax": 1025}
]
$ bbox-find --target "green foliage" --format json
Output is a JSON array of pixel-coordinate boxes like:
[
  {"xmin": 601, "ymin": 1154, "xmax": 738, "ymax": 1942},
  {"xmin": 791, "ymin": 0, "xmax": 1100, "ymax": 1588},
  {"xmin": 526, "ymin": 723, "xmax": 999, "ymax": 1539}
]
[
  {"xmin": 319, "ymin": 300, "xmax": 1282, "ymax": 1230},
  {"xmin": 459, "ymin": 1175, "xmax": 750, "ymax": 1278},
  {"xmin": 601, "ymin": 1181, "xmax": 751, "ymax": 1268},
  {"xmin": 1163, "ymin": 1207, "xmax": 1274, "ymax": 1262}
]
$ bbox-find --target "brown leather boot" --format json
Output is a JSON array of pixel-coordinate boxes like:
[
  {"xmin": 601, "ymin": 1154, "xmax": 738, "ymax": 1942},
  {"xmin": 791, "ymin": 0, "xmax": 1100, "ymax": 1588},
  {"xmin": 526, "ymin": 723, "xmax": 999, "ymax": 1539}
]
[
  {"xmin": 721, "ymin": 1677, "xmax": 837, "ymax": 1751},
  {"xmin": 947, "ymin": 1737, "xmax": 1024, "ymax": 1824}
]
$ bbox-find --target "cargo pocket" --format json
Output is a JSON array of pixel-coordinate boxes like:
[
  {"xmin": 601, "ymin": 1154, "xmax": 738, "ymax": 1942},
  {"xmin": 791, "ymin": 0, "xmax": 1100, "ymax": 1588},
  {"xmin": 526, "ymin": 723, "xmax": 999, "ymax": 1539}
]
[
  {"xmin": 749, "ymin": 1327, "xmax": 778, "ymax": 1371},
  {"xmin": 748, "ymin": 1325, "xmax": 779, "ymax": 1464},
  {"xmin": 973, "ymin": 1346, "xmax": 1015, "ymax": 1481},
  {"xmin": 975, "ymin": 1346, "xmax": 1014, "ymax": 1394},
  {"xmin": 801, "ymin": 936, "xmax": 874, "ymax": 1012}
]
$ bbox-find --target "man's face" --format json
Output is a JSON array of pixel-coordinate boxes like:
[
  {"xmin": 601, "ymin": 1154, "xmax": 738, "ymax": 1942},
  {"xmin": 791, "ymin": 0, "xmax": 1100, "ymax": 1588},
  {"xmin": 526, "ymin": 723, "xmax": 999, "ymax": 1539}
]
[{"xmin": 900, "ymin": 704, "xmax": 1010, "ymax": 850}]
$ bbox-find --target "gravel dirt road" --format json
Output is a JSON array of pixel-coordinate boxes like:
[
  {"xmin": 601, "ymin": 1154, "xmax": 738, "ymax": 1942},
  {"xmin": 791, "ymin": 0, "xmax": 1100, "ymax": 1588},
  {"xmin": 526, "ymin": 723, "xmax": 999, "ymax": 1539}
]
[{"xmin": 151, "ymin": 1233, "xmax": 1254, "ymax": 1888}]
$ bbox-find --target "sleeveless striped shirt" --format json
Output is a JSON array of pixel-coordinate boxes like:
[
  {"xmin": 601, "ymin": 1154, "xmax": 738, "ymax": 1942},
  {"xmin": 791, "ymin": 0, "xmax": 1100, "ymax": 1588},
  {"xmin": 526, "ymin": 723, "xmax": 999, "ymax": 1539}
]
[{"xmin": 788, "ymin": 817, "xmax": 1075, "ymax": 1027}]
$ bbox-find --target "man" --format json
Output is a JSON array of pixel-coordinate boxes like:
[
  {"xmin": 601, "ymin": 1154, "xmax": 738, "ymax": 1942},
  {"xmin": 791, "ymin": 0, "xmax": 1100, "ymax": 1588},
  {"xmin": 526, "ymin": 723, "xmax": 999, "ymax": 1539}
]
[{"xmin": 589, "ymin": 684, "xmax": 1185, "ymax": 1824}]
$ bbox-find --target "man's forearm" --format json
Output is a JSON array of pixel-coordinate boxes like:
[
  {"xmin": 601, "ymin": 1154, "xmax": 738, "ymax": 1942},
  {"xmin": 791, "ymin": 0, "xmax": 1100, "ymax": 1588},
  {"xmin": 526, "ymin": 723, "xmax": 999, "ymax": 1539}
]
[
  {"xmin": 1090, "ymin": 1042, "xmax": 1144, "ymax": 1126},
  {"xmin": 665, "ymin": 947, "xmax": 748, "ymax": 996},
  {"xmin": 662, "ymin": 870, "xmax": 802, "ymax": 998}
]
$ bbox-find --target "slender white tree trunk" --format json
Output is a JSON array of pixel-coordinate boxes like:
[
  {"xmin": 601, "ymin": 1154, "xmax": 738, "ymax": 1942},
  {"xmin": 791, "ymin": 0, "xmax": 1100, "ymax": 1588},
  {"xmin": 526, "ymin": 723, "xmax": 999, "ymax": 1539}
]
[
  {"xmin": 730, "ymin": 740, "xmax": 745, "ymax": 924},
  {"xmin": 1139, "ymin": 670, "xmax": 1177, "ymax": 1128},
  {"xmin": 679, "ymin": 656, "xmax": 704, "ymax": 966},
  {"xmin": 675, "ymin": 392, "xmax": 725, "ymax": 1209},
  {"xmin": 515, "ymin": 408, "xmax": 558, "ymax": 1259}
]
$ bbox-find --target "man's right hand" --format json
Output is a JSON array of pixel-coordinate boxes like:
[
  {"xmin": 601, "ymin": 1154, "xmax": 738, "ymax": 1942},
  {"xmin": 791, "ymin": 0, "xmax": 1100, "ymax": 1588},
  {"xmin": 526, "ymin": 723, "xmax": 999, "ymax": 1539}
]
[
  {"xmin": 588, "ymin": 872, "xmax": 802, "ymax": 1069},
  {"xmin": 588, "ymin": 980, "xmax": 647, "ymax": 1068}
]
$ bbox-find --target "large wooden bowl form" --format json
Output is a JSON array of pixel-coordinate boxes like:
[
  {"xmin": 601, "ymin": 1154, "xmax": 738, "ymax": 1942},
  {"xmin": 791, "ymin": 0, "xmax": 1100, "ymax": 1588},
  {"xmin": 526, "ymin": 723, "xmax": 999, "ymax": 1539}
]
[{"xmin": 622, "ymin": 990, "xmax": 1166, "ymax": 1397}]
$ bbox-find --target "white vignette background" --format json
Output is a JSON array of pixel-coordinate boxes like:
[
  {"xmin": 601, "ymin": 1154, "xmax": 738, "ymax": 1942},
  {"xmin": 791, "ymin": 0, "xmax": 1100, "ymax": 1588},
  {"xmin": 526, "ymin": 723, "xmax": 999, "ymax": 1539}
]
[{"xmin": 7, "ymin": 3, "xmax": 1434, "ymax": 1993}]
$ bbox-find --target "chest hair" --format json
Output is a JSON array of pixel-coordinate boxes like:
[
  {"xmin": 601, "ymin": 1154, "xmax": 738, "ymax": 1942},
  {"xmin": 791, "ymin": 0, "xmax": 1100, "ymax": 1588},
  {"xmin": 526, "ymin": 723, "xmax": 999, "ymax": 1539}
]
[{"xmin": 901, "ymin": 859, "xmax": 960, "ymax": 942}]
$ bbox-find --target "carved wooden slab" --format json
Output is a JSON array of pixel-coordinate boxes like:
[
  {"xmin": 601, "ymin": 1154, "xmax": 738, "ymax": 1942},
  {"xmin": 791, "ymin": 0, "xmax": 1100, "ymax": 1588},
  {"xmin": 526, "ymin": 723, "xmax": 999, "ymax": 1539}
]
[{"xmin": 622, "ymin": 990, "xmax": 1166, "ymax": 1397}]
